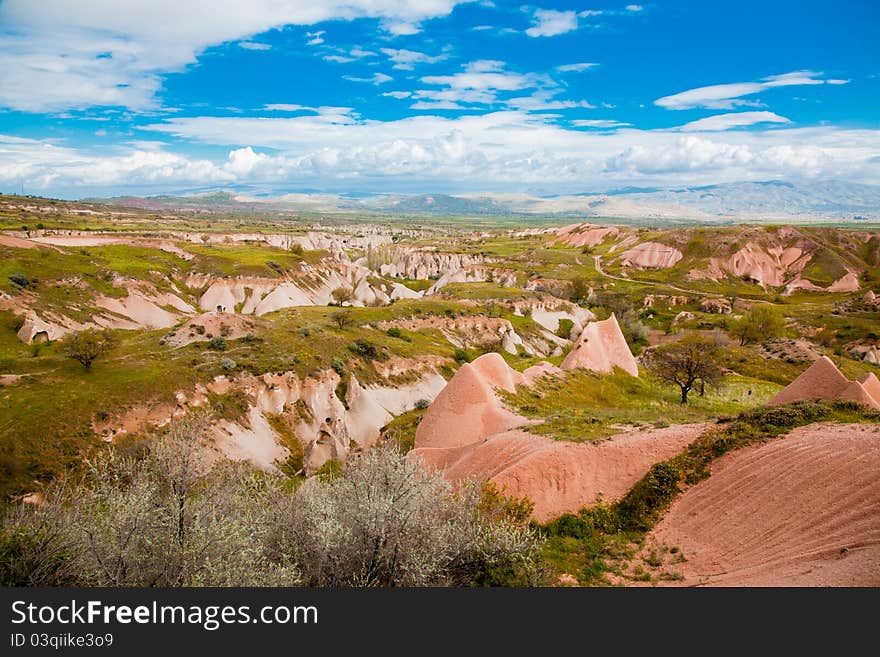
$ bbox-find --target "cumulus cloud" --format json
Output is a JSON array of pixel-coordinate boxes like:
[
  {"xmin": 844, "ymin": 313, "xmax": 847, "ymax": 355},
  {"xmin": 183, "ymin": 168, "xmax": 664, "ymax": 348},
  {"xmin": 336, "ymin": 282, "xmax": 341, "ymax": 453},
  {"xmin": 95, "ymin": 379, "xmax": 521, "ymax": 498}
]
[
  {"xmin": 3, "ymin": 117, "xmax": 879, "ymax": 193},
  {"xmin": 0, "ymin": 0, "xmax": 466, "ymax": 112},
  {"xmin": 679, "ymin": 111, "xmax": 791, "ymax": 132},
  {"xmin": 656, "ymin": 71, "xmax": 849, "ymax": 110},
  {"xmin": 526, "ymin": 9, "xmax": 578, "ymax": 37}
]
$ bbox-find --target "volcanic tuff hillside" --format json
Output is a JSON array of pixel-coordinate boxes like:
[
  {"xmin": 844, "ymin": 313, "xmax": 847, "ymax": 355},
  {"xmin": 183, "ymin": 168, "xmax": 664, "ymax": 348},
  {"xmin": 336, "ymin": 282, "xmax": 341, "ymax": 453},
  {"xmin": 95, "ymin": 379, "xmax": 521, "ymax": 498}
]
[{"xmin": 2, "ymin": 194, "xmax": 880, "ymax": 586}]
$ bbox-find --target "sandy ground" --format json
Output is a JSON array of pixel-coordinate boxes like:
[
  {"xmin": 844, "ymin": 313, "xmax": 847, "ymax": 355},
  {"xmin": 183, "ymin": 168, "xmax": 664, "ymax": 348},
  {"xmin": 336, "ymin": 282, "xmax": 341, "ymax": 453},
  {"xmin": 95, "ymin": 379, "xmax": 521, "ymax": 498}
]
[{"xmin": 647, "ymin": 422, "xmax": 880, "ymax": 586}]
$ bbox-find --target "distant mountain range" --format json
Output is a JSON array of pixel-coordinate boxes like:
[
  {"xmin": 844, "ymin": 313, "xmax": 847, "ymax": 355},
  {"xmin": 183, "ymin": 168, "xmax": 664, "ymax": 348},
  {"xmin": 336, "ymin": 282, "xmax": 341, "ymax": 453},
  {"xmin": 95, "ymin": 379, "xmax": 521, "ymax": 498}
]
[{"xmin": 91, "ymin": 180, "xmax": 880, "ymax": 221}]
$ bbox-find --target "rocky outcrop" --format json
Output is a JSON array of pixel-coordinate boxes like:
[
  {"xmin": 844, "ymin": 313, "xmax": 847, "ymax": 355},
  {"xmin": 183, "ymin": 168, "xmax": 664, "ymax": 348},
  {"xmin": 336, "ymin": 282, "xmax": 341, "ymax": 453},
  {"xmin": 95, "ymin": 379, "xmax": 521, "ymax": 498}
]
[
  {"xmin": 187, "ymin": 261, "xmax": 392, "ymax": 315},
  {"xmin": 553, "ymin": 224, "xmax": 622, "ymax": 248},
  {"xmin": 560, "ymin": 314, "xmax": 639, "ymax": 376},
  {"xmin": 377, "ymin": 248, "xmax": 486, "ymax": 280},
  {"xmin": 16, "ymin": 311, "xmax": 64, "ymax": 343},
  {"xmin": 699, "ymin": 297, "xmax": 731, "ymax": 314},
  {"xmin": 619, "ymin": 242, "xmax": 683, "ymax": 270},
  {"xmin": 512, "ymin": 300, "xmax": 595, "ymax": 336},
  {"xmin": 94, "ymin": 290, "xmax": 191, "ymax": 330},
  {"xmin": 769, "ymin": 356, "xmax": 880, "ymax": 409}
]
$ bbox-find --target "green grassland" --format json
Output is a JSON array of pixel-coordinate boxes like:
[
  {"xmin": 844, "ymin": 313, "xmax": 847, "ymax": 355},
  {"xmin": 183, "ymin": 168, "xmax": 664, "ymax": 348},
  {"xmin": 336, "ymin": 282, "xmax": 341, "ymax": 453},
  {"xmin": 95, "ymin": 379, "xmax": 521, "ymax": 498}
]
[{"xmin": 501, "ymin": 367, "xmax": 782, "ymax": 443}]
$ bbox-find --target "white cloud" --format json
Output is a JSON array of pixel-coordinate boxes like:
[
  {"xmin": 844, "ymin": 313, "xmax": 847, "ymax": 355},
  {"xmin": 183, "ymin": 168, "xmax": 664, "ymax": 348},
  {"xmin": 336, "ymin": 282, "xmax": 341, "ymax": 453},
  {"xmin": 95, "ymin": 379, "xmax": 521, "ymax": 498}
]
[
  {"xmin": 3, "ymin": 116, "xmax": 880, "ymax": 193},
  {"xmin": 656, "ymin": 71, "xmax": 849, "ymax": 110},
  {"xmin": 305, "ymin": 30, "xmax": 325, "ymax": 45},
  {"xmin": 507, "ymin": 93, "xmax": 594, "ymax": 111},
  {"xmin": 380, "ymin": 48, "xmax": 449, "ymax": 70},
  {"xmin": 263, "ymin": 104, "xmax": 309, "ymax": 112},
  {"xmin": 557, "ymin": 62, "xmax": 599, "ymax": 73},
  {"xmin": 239, "ymin": 41, "xmax": 271, "ymax": 50},
  {"xmin": 626, "ymin": 5, "xmax": 643, "ymax": 11},
  {"xmin": 344, "ymin": 72, "xmax": 393, "ymax": 85},
  {"xmin": 383, "ymin": 91, "xmax": 412, "ymax": 99},
  {"xmin": 679, "ymin": 111, "xmax": 791, "ymax": 132},
  {"xmin": 526, "ymin": 9, "xmax": 578, "ymax": 38},
  {"xmin": 573, "ymin": 119, "xmax": 631, "ymax": 129},
  {"xmin": 0, "ymin": 0, "xmax": 466, "ymax": 112}
]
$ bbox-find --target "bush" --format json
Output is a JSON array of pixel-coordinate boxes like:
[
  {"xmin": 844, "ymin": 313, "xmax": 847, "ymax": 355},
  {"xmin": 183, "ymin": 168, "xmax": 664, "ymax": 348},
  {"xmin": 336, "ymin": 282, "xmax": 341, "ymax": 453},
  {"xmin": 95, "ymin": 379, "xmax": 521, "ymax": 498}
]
[
  {"xmin": 8, "ymin": 273, "xmax": 30, "ymax": 288},
  {"xmin": 208, "ymin": 336, "xmax": 227, "ymax": 351},
  {"xmin": 414, "ymin": 398, "xmax": 430, "ymax": 410},
  {"xmin": 1, "ymin": 414, "xmax": 296, "ymax": 586},
  {"xmin": 220, "ymin": 357, "xmax": 237, "ymax": 371},
  {"xmin": 386, "ymin": 327, "xmax": 404, "ymax": 339},
  {"xmin": 266, "ymin": 446, "xmax": 540, "ymax": 586},
  {"xmin": 331, "ymin": 358, "xmax": 346, "ymax": 377},
  {"xmin": 556, "ymin": 318, "xmax": 574, "ymax": 339},
  {"xmin": 348, "ymin": 338, "xmax": 377, "ymax": 359},
  {"xmin": 453, "ymin": 348, "xmax": 472, "ymax": 364}
]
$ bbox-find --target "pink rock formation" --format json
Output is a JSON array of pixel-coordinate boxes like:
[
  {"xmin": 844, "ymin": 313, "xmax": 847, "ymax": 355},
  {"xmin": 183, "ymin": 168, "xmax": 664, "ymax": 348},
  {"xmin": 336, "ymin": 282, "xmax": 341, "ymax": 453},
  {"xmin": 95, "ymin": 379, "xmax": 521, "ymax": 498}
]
[
  {"xmin": 411, "ymin": 351, "xmax": 701, "ymax": 520},
  {"xmin": 619, "ymin": 242, "xmax": 683, "ymax": 269},
  {"xmin": 554, "ymin": 224, "xmax": 621, "ymax": 248},
  {"xmin": 769, "ymin": 356, "xmax": 880, "ymax": 409},
  {"xmin": 827, "ymin": 272, "xmax": 861, "ymax": 293},
  {"xmin": 561, "ymin": 314, "xmax": 639, "ymax": 376},
  {"xmin": 413, "ymin": 353, "xmax": 529, "ymax": 450}
]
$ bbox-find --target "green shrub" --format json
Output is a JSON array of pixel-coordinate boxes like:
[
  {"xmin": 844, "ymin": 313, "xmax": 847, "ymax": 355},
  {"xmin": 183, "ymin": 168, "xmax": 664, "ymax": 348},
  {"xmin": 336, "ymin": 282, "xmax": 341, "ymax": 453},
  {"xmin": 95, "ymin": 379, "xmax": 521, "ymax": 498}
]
[
  {"xmin": 453, "ymin": 348, "xmax": 472, "ymax": 364},
  {"xmin": 348, "ymin": 338, "xmax": 377, "ymax": 359},
  {"xmin": 556, "ymin": 318, "xmax": 574, "ymax": 339},
  {"xmin": 208, "ymin": 336, "xmax": 227, "ymax": 351}
]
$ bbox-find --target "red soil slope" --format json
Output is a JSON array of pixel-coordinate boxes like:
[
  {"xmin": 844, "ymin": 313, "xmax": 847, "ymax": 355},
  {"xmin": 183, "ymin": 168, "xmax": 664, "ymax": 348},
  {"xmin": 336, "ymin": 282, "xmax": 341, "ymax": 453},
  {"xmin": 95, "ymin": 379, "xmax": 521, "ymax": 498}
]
[{"xmin": 649, "ymin": 422, "xmax": 880, "ymax": 586}]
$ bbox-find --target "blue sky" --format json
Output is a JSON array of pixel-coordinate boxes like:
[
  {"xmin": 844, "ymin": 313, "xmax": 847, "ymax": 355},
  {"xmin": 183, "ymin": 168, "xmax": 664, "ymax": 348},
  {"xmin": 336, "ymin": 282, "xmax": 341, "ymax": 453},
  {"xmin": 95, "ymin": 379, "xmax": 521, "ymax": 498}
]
[{"xmin": 0, "ymin": 0, "xmax": 877, "ymax": 198}]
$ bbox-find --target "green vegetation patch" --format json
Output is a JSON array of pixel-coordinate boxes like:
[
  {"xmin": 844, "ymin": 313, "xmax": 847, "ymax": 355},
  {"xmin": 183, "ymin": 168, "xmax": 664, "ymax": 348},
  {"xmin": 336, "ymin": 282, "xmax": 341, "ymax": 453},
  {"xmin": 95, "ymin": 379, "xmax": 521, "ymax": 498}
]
[{"xmin": 501, "ymin": 368, "xmax": 780, "ymax": 443}]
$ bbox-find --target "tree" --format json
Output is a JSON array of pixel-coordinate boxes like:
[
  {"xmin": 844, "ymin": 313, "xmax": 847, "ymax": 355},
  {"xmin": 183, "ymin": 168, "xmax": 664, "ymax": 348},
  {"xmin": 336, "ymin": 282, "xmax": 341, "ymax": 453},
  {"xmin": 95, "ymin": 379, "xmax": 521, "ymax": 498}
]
[
  {"xmin": 643, "ymin": 333, "xmax": 724, "ymax": 404},
  {"xmin": 569, "ymin": 276, "xmax": 590, "ymax": 303},
  {"xmin": 60, "ymin": 329, "xmax": 116, "ymax": 371},
  {"xmin": 731, "ymin": 304, "xmax": 786, "ymax": 345},
  {"xmin": 331, "ymin": 310, "xmax": 352, "ymax": 330},
  {"xmin": 331, "ymin": 286, "xmax": 354, "ymax": 305}
]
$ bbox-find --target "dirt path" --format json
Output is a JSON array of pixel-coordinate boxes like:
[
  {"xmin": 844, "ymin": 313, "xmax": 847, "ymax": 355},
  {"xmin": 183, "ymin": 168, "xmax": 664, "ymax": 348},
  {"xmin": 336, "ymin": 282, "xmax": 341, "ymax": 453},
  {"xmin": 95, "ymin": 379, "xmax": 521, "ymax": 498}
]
[
  {"xmin": 593, "ymin": 255, "xmax": 711, "ymax": 297},
  {"xmin": 646, "ymin": 422, "xmax": 880, "ymax": 586}
]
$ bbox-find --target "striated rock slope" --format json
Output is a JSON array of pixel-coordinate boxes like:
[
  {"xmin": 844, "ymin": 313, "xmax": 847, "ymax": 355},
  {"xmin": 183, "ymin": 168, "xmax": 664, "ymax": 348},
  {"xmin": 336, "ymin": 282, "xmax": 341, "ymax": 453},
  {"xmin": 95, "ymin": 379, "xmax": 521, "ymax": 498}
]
[{"xmin": 648, "ymin": 423, "xmax": 880, "ymax": 586}]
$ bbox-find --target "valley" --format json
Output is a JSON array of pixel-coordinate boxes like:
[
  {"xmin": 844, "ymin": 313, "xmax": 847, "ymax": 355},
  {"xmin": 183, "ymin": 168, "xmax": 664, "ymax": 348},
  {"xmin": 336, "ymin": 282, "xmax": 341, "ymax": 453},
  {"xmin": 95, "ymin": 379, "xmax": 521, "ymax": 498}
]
[{"xmin": 1, "ymin": 192, "xmax": 879, "ymax": 587}]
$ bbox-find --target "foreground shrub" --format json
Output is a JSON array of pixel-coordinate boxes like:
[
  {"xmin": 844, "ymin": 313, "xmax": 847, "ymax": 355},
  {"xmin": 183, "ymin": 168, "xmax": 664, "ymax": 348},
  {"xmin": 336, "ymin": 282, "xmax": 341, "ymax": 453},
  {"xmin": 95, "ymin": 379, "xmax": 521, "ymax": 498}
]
[
  {"xmin": 266, "ymin": 448, "xmax": 540, "ymax": 587},
  {"xmin": 1, "ymin": 427, "xmax": 539, "ymax": 587}
]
